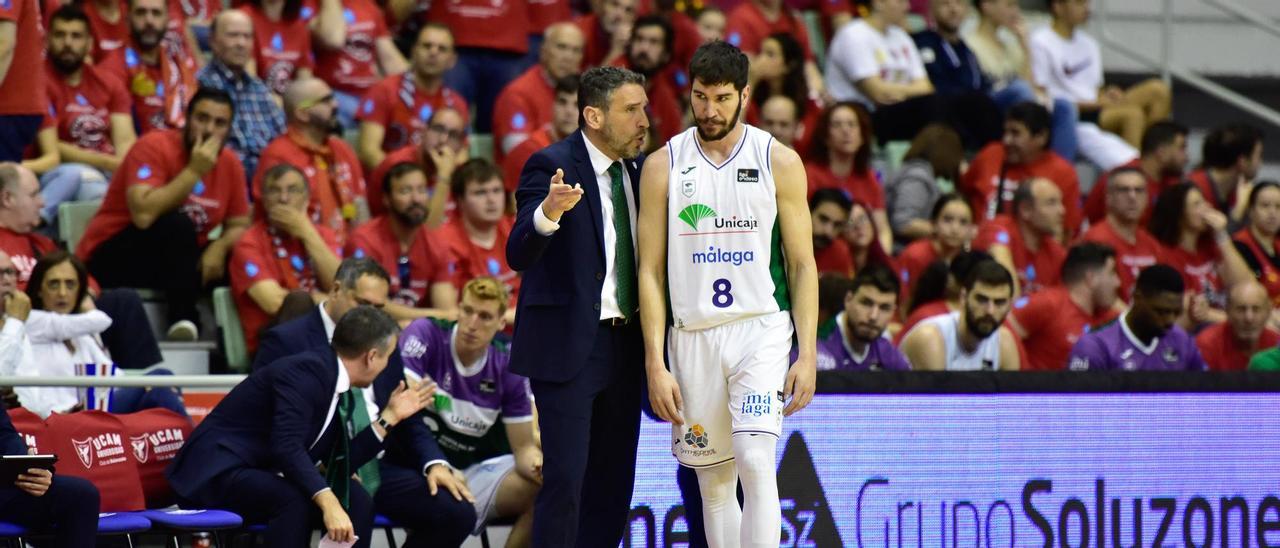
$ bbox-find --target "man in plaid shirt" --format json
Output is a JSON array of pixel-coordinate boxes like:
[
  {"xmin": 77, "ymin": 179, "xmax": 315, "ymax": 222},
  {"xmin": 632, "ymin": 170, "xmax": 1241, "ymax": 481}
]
[{"xmin": 197, "ymin": 9, "xmax": 285, "ymax": 184}]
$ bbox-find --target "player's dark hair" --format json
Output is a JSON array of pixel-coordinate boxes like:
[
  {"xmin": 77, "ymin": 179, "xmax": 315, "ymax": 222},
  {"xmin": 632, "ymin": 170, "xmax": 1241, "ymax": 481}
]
[
  {"xmin": 1007, "ymin": 101, "xmax": 1052, "ymax": 140},
  {"xmin": 688, "ymin": 40, "xmax": 749, "ymax": 91},
  {"xmin": 578, "ymin": 66, "xmax": 646, "ymax": 128},
  {"xmin": 1061, "ymin": 242, "xmax": 1116, "ymax": 285},
  {"xmin": 1202, "ymin": 123, "xmax": 1263, "ymax": 170},
  {"xmin": 334, "ymin": 258, "xmax": 390, "ymax": 290},
  {"xmin": 26, "ymin": 250, "xmax": 90, "ymax": 314},
  {"xmin": 1140, "ymin": 120, "xmax": 1187, "ymax": 156},
  {"xmin": 449, "ymin": 158, "xmax": 504, "ymax": 200},
  {"xmin": 1146, "ymin": 182, "xmax": 1197, "ymax": 246},
  {"xmin": 332, "ymin": 306, "xmax": 401, "ymax": 359},
  {"xmin": 383, "ymin": 161, "xmax": 425, "ymax": 196},
  {"xmin": 50, "ymin": 4, "xmax": 91, "ymax": 31},
  {"xmin": 809, "ymin": 187, "xmax": 852, "ymax": 214},
  {"xmin": 1134, "ymin": 264, "xmax": 1184, "ymax": 298},
  {"xmin": 929, "ymin": 193, "xmax": 971, "ymax": 222},
  {"xmin": 186, "ymin": 86, "xmax": 235, "ymax": 122},
  {"xmin": 262, "ymin": 163, "xmax": 308, "ymax": 194},
  {"xmin": 963, "ymin": 258, "xmax": 1014, "ymax": 293},
  {"xmin": 849, "ymin": 263, "xmax": 900, "ymax": 298}
]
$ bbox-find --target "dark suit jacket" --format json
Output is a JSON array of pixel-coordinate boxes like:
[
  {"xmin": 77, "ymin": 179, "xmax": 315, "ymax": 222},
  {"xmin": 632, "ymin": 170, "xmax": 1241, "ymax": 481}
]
[
  {"xmin": 506, "ymin": 130, "xmax": 644, "ymax": 382},
  {"xmin": 0, "ymin": 410, "xmax": 29, "ymax": 457},
  {"xmin": 166, "ymin": 348, "xmax": 383, "ymax": 501},
  {"xmin": 252, "ymin": 307, "xmax": 446, "ymax": 471}
]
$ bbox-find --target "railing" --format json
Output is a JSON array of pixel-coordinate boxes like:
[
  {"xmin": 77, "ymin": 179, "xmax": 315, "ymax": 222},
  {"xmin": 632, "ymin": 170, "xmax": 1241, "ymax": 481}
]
[
  {"xmin": 1095, "ymin": 0, "xmax": 1280, "ymax": 130},
  {"xmin": 0, "ymin": 375, "xmax": 245, "ymax": 388}
]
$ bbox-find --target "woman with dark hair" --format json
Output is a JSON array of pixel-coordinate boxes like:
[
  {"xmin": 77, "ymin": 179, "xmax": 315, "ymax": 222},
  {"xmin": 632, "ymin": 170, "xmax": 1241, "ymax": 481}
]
[
  {"xmin": 1148, "ymin": 182, "xmax": 1252, "ymax": 326},
  {"xmin": 808, "ymin": 102, "xmax": 893, "ymax": 252},
  {"xmin": 1232, "ymin": 181, "xmax": 1280, "ymax": 307},
  {"xmin": 884, "ymin": 123, "xmax": 966, "ymax": 240},
  {"xmin": 240, "ymin": 0, "xmax": 344, "ymax": 95},
  {"xmin": 747, "ymin": 32, "xmax": 822, "ymax": 153},
  {"xmin": 846, "ymin": 199, "xmax": 895, "ymax": 276},
  {"xmin": 895, "ymin": 193, "xmax": 974, "ymax": 302},
  {"xmin": 12, "ymin": 250, "xmax": 187, "ymax": 418}
]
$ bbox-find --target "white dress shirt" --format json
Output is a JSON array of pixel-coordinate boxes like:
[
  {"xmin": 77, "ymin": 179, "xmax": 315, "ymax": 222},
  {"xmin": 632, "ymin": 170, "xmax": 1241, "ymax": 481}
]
[
  {"xmin": 532, "ymin": 135, "xmax": 639, "ymax": 320},
  {"xmin": 8, "ymin": 310, "xmax": 117, "ymax": 418}
]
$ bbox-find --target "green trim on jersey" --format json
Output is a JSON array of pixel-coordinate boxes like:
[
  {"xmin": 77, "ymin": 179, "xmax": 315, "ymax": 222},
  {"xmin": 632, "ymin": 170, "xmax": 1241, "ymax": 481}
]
[{"xmin": 769, "ymin": 215, "xmax": 790, "ymax": 311}]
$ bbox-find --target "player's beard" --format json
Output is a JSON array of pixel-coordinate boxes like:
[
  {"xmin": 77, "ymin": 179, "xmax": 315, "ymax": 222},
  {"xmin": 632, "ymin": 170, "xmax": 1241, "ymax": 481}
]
[
  {"xmin": 847, "ymin": 315, "xmax": 882, "ymax": 344},
  {"xmin": 695, "ymin": 95, "xmax": 743, "ymax": 142},
  {"xmin": 964, "ymin": 302, "xmax": 1001, "ymax": 340}
]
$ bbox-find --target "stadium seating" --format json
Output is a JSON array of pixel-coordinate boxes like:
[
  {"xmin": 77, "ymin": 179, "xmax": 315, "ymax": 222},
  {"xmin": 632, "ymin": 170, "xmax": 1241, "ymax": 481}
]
[
  {"xmin": 57, "ymin": 200, "xmax": 101, "ymax": 253},
  {"xmin": 212, "ymin": 287, "xmax": 249, "ymax": 372}
]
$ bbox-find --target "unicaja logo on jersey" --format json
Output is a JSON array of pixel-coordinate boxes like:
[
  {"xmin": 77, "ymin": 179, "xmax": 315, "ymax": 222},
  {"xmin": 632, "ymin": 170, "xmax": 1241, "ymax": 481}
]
[
  {"xmin": 691, "ymin": 246, "xmax": 755, "ymax": 266},
  {"xmin": 678, "ymin": 204, "xmax": 716, "ymax": 230},
  {"xmin": 677, "ymin": 204, "xmax": 759, "ymax": 235}
]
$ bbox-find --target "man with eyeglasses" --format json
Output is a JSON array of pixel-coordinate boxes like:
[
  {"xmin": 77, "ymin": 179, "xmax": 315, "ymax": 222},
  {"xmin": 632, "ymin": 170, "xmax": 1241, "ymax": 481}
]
[
  {"xmin": 230, "ymin": 162, "xmax": 340, "ymax": 353},
  {"xmin": 436, "ymin": 159, "xmax": 520, "ymax": 322},
  {"xmin": 254, "ymin": 77, "xmax": 369, "ymax": 248},
  {"xmin": 368, "ymin": 106, "xmax": 470, "ymax": 222},
  {"xmin": 810, "ymin": 188, "xmax": 855, "ymax": 277},
  {"xmin": 345, "ymin": 162, "xmax": 460, "ymax": 321},
  {"xmin": 1081, "ymin": 167, "xmax": 1162, "ymax": 302},
  {"xmin": 356, "ymin": 24, "xmax": 469, "ymax": 172}
]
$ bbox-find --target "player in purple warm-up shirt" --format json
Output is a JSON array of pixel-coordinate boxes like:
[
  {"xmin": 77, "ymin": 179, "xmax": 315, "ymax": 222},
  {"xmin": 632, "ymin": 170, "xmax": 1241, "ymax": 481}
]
[
  {"xmin": 1067, "ymin": 264, "xmax": 1208, "ymax": 371},
  {"xmin": 399, "ymin": 277, "xmax": 540, "ymax": 546},
  {"xmin": 807, "ymin": 264, "xmax": 911, "ymax": 371}
]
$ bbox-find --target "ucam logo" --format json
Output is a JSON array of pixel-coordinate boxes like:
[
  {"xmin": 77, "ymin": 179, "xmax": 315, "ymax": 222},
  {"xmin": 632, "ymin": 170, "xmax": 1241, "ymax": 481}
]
[
  {"xmin": 691, "ymin": 246, "xmax": 754, "ymax": 266},
  {"xmin": 677, "ymin": 204, "xmax": 759, "ymax": 235}
]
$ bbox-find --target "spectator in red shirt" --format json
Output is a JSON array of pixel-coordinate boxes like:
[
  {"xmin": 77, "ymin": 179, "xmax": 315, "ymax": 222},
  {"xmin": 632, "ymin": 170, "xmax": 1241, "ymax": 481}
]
[
  {"xmin": 960, "ymin": 101, "xmax": 1081, "ymax": 236},
  {"xmin": 810, "ymin": 188, "xmax": 853, "ymax": 277},
  {"xmin": 0, "ymin": 0, "xmax": 47, "ymax": 162},
  {"xmin": 369, "ymin": 106, "xmax": 469, "ymax": 223},
  {"xmin": 436, "ymin": 159, "xmax": 519, "ymax": 319},
  {"xmin": 746, "ymin": 33, "xmax": 820, "ymax": 156},
  {"xmin": 76, "ymin": 87, "xmax": 251, "ymax": 340},
  {"xmin": 96, "ymin": 0, "xmax": 198, "ymax": 135},
  {"xmin": 621, "ymin": 15, "xmax": 684, "ymax": 144},
  {"xmin": 807, "ymin": 102, "xmax": 893, "ymax": 253},
  {"xmin": 897, "ymin": 193, "xmax": 974, "ymax": 301},
  {"xmin": 526, "ymin": 0, "xmax": 573, "ymax": 65},
  {"xmin": 255, "ymin": 77, "xmax": 369, "ymax": 248},
  {"xmin": 972, "ymin": 177, "xmax": 1066, "ymax": 296},
  {"xmin": 84, "ymin": 0, "xmax": 129, "ymax": 61},
  {"xmin": 1148, "ymin": 182, "xmax": 1253, "ymax": 329},
  {"xmin": 493, "ymin": 23, "xmax": 584, "ymax": 162},
  {"xmin": 576, "ymin": 0, "xmax": 639, "ymax": 69},
  {"xmin": 1196, "ymin": 281, "xmax": 1279, "ymax": 371},
  {"xmin": 503, "ymin": 75, "xmax": 580, "ymax": 195},
  {"xmin": 1232, "ymin": 181, "xmax": 1280, "ymax": 309},
  {"xmin": 230, "ymin": 163, "xmax": 341, "ymax": 352},
  {"xmin": 1080, "ymin": 167, "xmax": 1162, "ymax": 302},
  {"xmin": 725, "ymin": 0, "xmax": 825, "ymax": 98},
  {"xmin": 312, "ymin": 0, "xmax": 407, "ymax": 131},
  {"xmin": 430, "ymin": 0, "xmax": 530, "ymax": 134},
  {"xmin": 346, "ymin": 162, "xmax": 458, "ymax": 318},
  {"xmin": 239, "ymin": 0, "xmax": 336, "ymax": 96},
  {"xmin": 1009, "ymin": 242, "xmax": 1122, "ymax": 371},
  {"xmin": 42, "ymin": 5, "xmax": 138, "ymax": 228},
  {"xmin": 1186, "ymin": 123, "xmax": 1264, "ymax": 225},
  {"xmin": 356, "ymin": 23, "xmax": 469, "ymax": 171},
  {"xmin": 1083, "ymin": 120, "xmax": 1187, "ymax": 225}
]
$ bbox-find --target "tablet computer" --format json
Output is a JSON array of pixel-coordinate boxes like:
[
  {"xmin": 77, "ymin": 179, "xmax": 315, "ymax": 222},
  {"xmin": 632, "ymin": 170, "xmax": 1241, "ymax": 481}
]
[{"xmin": 0, "ymin": 454, "xmax": 57, "ymax": 484}]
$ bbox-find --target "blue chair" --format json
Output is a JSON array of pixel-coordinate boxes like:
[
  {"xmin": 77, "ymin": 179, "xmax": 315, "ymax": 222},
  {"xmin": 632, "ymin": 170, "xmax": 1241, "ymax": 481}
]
[
  {"xmin": 98, "ymin": 512, "xmax": 153, "ymax": 547},
  {"xmin": 141, "ymin": 508, "xmax": 243, "ymax": 548},
  {"xmin": 0, "ymin": 521, "xmax": 27, "ymax": 548}
]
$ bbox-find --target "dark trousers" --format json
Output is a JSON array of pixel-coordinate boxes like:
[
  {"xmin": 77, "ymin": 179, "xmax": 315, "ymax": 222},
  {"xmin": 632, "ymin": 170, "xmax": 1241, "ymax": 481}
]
[
  {"xmin": 374, "ymin": 462, "xmax": 476, "ymax": 548},
  {"xmin": 97, "ymin": 288, "xmax": 164, "ymax": 369},
  {"xmin": 0, "ymin": 475, "xmax": 100, "ymax": 547},
  {"xmin": 0, "ymin": 115, "xmax": 42, "ymax": 162},
  {"xmin": 443, "ymin": 47, "xmax": 529, "ymax": 134},
  {"xmin": 195, "ymin": 467, "xmax": 374, "ymax": 548},
  {"xmin": 87, "ymin": 211, "xmax": 201, "ymax": 325},
  {"xmin": 108, "ymin": 369, "xmax": 189, "ymax": 419},
  {"xmin": 529, "ymin": 323, "xmax": 643, "ymax": 548},
  {"xmin": 871, "ymin": 92, "xmax": 1003, "ymax": 150}
]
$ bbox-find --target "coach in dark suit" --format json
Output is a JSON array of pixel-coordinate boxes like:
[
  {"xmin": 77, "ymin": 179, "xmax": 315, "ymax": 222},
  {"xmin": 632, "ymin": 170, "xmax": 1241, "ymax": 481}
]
[
  {"xmin": 507, "ymin": 66, "xmax": 651, "ymax": 547},
  {"xmin": 0, "ymin": 408, "xmax": 99, "ymax": 547},
  {"xmin": 168, "ymin": 307, "xmax": 427, "ymax": 548},
  {"xmin": 253, "ymin": 258, "xmax": 476, "ymax": 548}
]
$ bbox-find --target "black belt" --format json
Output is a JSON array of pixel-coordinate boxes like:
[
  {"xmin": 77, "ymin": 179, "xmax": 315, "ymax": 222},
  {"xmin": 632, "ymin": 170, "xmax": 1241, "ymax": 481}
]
[{"xmin": 600, "ymin": 316, "xmax": 631, "ymax": 327}]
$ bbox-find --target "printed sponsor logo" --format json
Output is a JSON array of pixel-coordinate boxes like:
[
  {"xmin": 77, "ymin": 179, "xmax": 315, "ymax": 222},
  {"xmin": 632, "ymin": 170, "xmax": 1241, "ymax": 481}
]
[
  {"xmin": 736, "ymin": 168, "xmax": 759, "ymax": 183},
  {"xmin": 676, "ymin": 204, "xmax": 759, "ymax": 235},
  {"xmin": 402, "ymin": 335, "xmax": 427, "ymax": 359},
  {"xmin": 691, "ymin": 246, "xmax": 754, "ymax": 266},
  {"xmin": 71, "ymin": 433, "xmax": 127, "ymax": 469},
  {"xmin": 130, "ymin": 435, "xmax": 149, "ymax": 463},
  {"xmin": 741, "ymin": 392, "xmax": 774, "ymax": 417}
]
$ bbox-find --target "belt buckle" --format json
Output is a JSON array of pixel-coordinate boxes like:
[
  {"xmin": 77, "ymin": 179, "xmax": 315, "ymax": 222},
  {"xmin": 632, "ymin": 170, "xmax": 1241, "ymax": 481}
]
[{"xmin": 604, "ymin": 316, "xmax": 629, "ymax": 327}]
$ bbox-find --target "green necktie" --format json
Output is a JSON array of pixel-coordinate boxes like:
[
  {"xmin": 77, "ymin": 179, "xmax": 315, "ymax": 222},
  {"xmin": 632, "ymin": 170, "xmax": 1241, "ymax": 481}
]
[
  {"xmin": 347, "ymin": 388, "xmax": 381, "ymax": 496},
  {"xmin": 325, "ymin": 389, "xmax": 381, "ymax": 509},
  {"xmin": 609, "ymin": 161, "xmax": 637, "ymax": 317}
]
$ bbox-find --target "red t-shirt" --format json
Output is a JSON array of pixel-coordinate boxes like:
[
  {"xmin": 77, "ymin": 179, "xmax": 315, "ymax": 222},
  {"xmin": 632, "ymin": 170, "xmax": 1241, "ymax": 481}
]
[
  {"xmin": 960, "ymin": 142, "xmax": 1082, "ymax": 236},
  {"xmin": 528, "ymin": 0, "xmax": 571, "ymax": 35},
  {"xmin": 0, "ymin": 227, "xmax": 57, "ymax": 290},
  {"xmin": 896, "ymin": 238, "xmax": 939, "ymax": 299},
  {"xmin": 972, "ymin": 215, "xmax": 1065, "ymax": 295},
  {"xmin": 1233, "ymin": 227, "xmax": 1280, "ymax": 307},
  {"xmin": 168, "ymin": 0, "xmax": 218, "ymax": 21},
  {"xmin": 502, "ymin": 128, "xmax": 554, "ymax": 194},
  {"xmin": 76, "ymin": 130, "xmax": 249, "ymax": 259},
  {"xmin": 366, "ymin": 145, "xmax": 455, "ymax": 222},
  {"xmin": 1186, "ymin": 168, "xmax": 1234, "ymax": 214},
  {"xmin": 1079, "ymin": 220, "xmax": 1160, "ymax": 303},
  {"xmin": 46, "ymin": 64, "xmax": 132, "ymax": 156},
  {"xmin": 312, "ymin": 0, "xmax": 388, "ymax": 95},
  {"xmin": 813, "ymin": 238, "xmax": 853, "ymax": 277},
  {"xmin": 1012, "ymin": 286, "xmax": 1119, "ymax": 371},
  {"xmin": 356, "ymin": 73, "xmax": 470, "ymax": 157},
  {"xmin": 1158, "ymin": 239, "xmax": 1224, "ymax": 307},
  {"xmin": 427, "ymin": 0, "xmax": 527, "ymax": 53},
  {"xmin": 229, "ymin": 221, "xmax": 341, "ymax": 352},
  {"xmin": 242, "ymin": 1, "xmax": 315, "ymax": 96},
  {"xmin": 805, "ymin": 162, "xmax": 884, "ymax": 210},
  {"xmin": 1082, "ymin": 159, "xmax": 1179, "ymax": 225},
  {"xmin": 254, "ymin": 131, "xmax": 367, "ymax": 248},
  {"xmin": 344, "ymin": 216, "xmax": 449, "ymax": 307},
  {"xmin": 435, "ymin": 218, "xmax": 520, "ymax": 307},
  {"xmin": 84, "ymin": 0, "xmax": 130, "ymax": 63},
  {"xmin": 724, "ymin": 1, "xmax": 814, "ymax": 61},
  {"xmin": 492, "ymin": 66, "xmax": 555, "ymax": 163},
  {"xmin": 96, "ymin": 43, "xmax": 199, "ymax": 134},
  {"xmin": 0, "ymin": 0, "xmax": 46, "ymax": 115},
  {"xmin": 1195, "ymin": 321, "xmax": 1280, "ymax": 372}
]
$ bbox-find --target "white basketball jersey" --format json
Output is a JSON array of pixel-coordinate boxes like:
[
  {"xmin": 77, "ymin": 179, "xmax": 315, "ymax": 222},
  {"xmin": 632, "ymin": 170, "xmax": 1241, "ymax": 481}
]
[
  {"xmin": 666, "ymin": 125, "xmax": 789, "ymax": 331},
  {"xmin": 912, "ymin": 312, "xmax": 1001, "ymax": 371}
]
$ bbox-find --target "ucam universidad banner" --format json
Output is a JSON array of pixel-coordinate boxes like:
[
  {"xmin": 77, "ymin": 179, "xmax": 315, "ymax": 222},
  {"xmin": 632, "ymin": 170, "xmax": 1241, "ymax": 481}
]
[{"xmin": 625, "ymin": 393, "xmax": 1280, "ymax": 547}]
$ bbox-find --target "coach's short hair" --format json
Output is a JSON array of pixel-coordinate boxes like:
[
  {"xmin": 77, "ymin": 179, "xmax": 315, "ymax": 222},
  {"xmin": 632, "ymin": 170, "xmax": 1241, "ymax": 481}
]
[
  {"xmin": 334, "ymin": 258, "xmax": 390, "ymax": 291},
  {"xmin": 688, "ymin": 40, "xmax": 749, "ymax": 91},
  {"xmin": 578, "ymin": 66, "xmax": 646, "ymax": 128},
  {"xmin": 332, "ymin": 306, "xmax": 400, "ymax": 358}
]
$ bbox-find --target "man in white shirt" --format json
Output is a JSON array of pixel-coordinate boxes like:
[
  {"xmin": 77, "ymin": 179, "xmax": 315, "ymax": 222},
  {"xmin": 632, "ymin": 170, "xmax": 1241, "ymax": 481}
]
[{"xmin": 1029, "ymin": 0, "xmax": 1167, "ymax": 168}]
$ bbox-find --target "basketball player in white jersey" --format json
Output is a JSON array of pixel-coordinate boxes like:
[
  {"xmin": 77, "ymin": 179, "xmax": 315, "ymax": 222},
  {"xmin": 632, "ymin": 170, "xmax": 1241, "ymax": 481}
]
[
  {"xmin": 900, "ymin": 258, "xmax": 1022, "ymax": 370},
  {"xmin": 636, "ymin": 41, "xmax": 819, "ymax": 548}
]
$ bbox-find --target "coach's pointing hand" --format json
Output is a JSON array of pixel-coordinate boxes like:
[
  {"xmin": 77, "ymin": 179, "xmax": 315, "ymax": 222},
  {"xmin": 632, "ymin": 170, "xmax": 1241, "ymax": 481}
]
[{"xmin": 540, "ymin": 168, "xmax": 584, "ymax": 222}]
